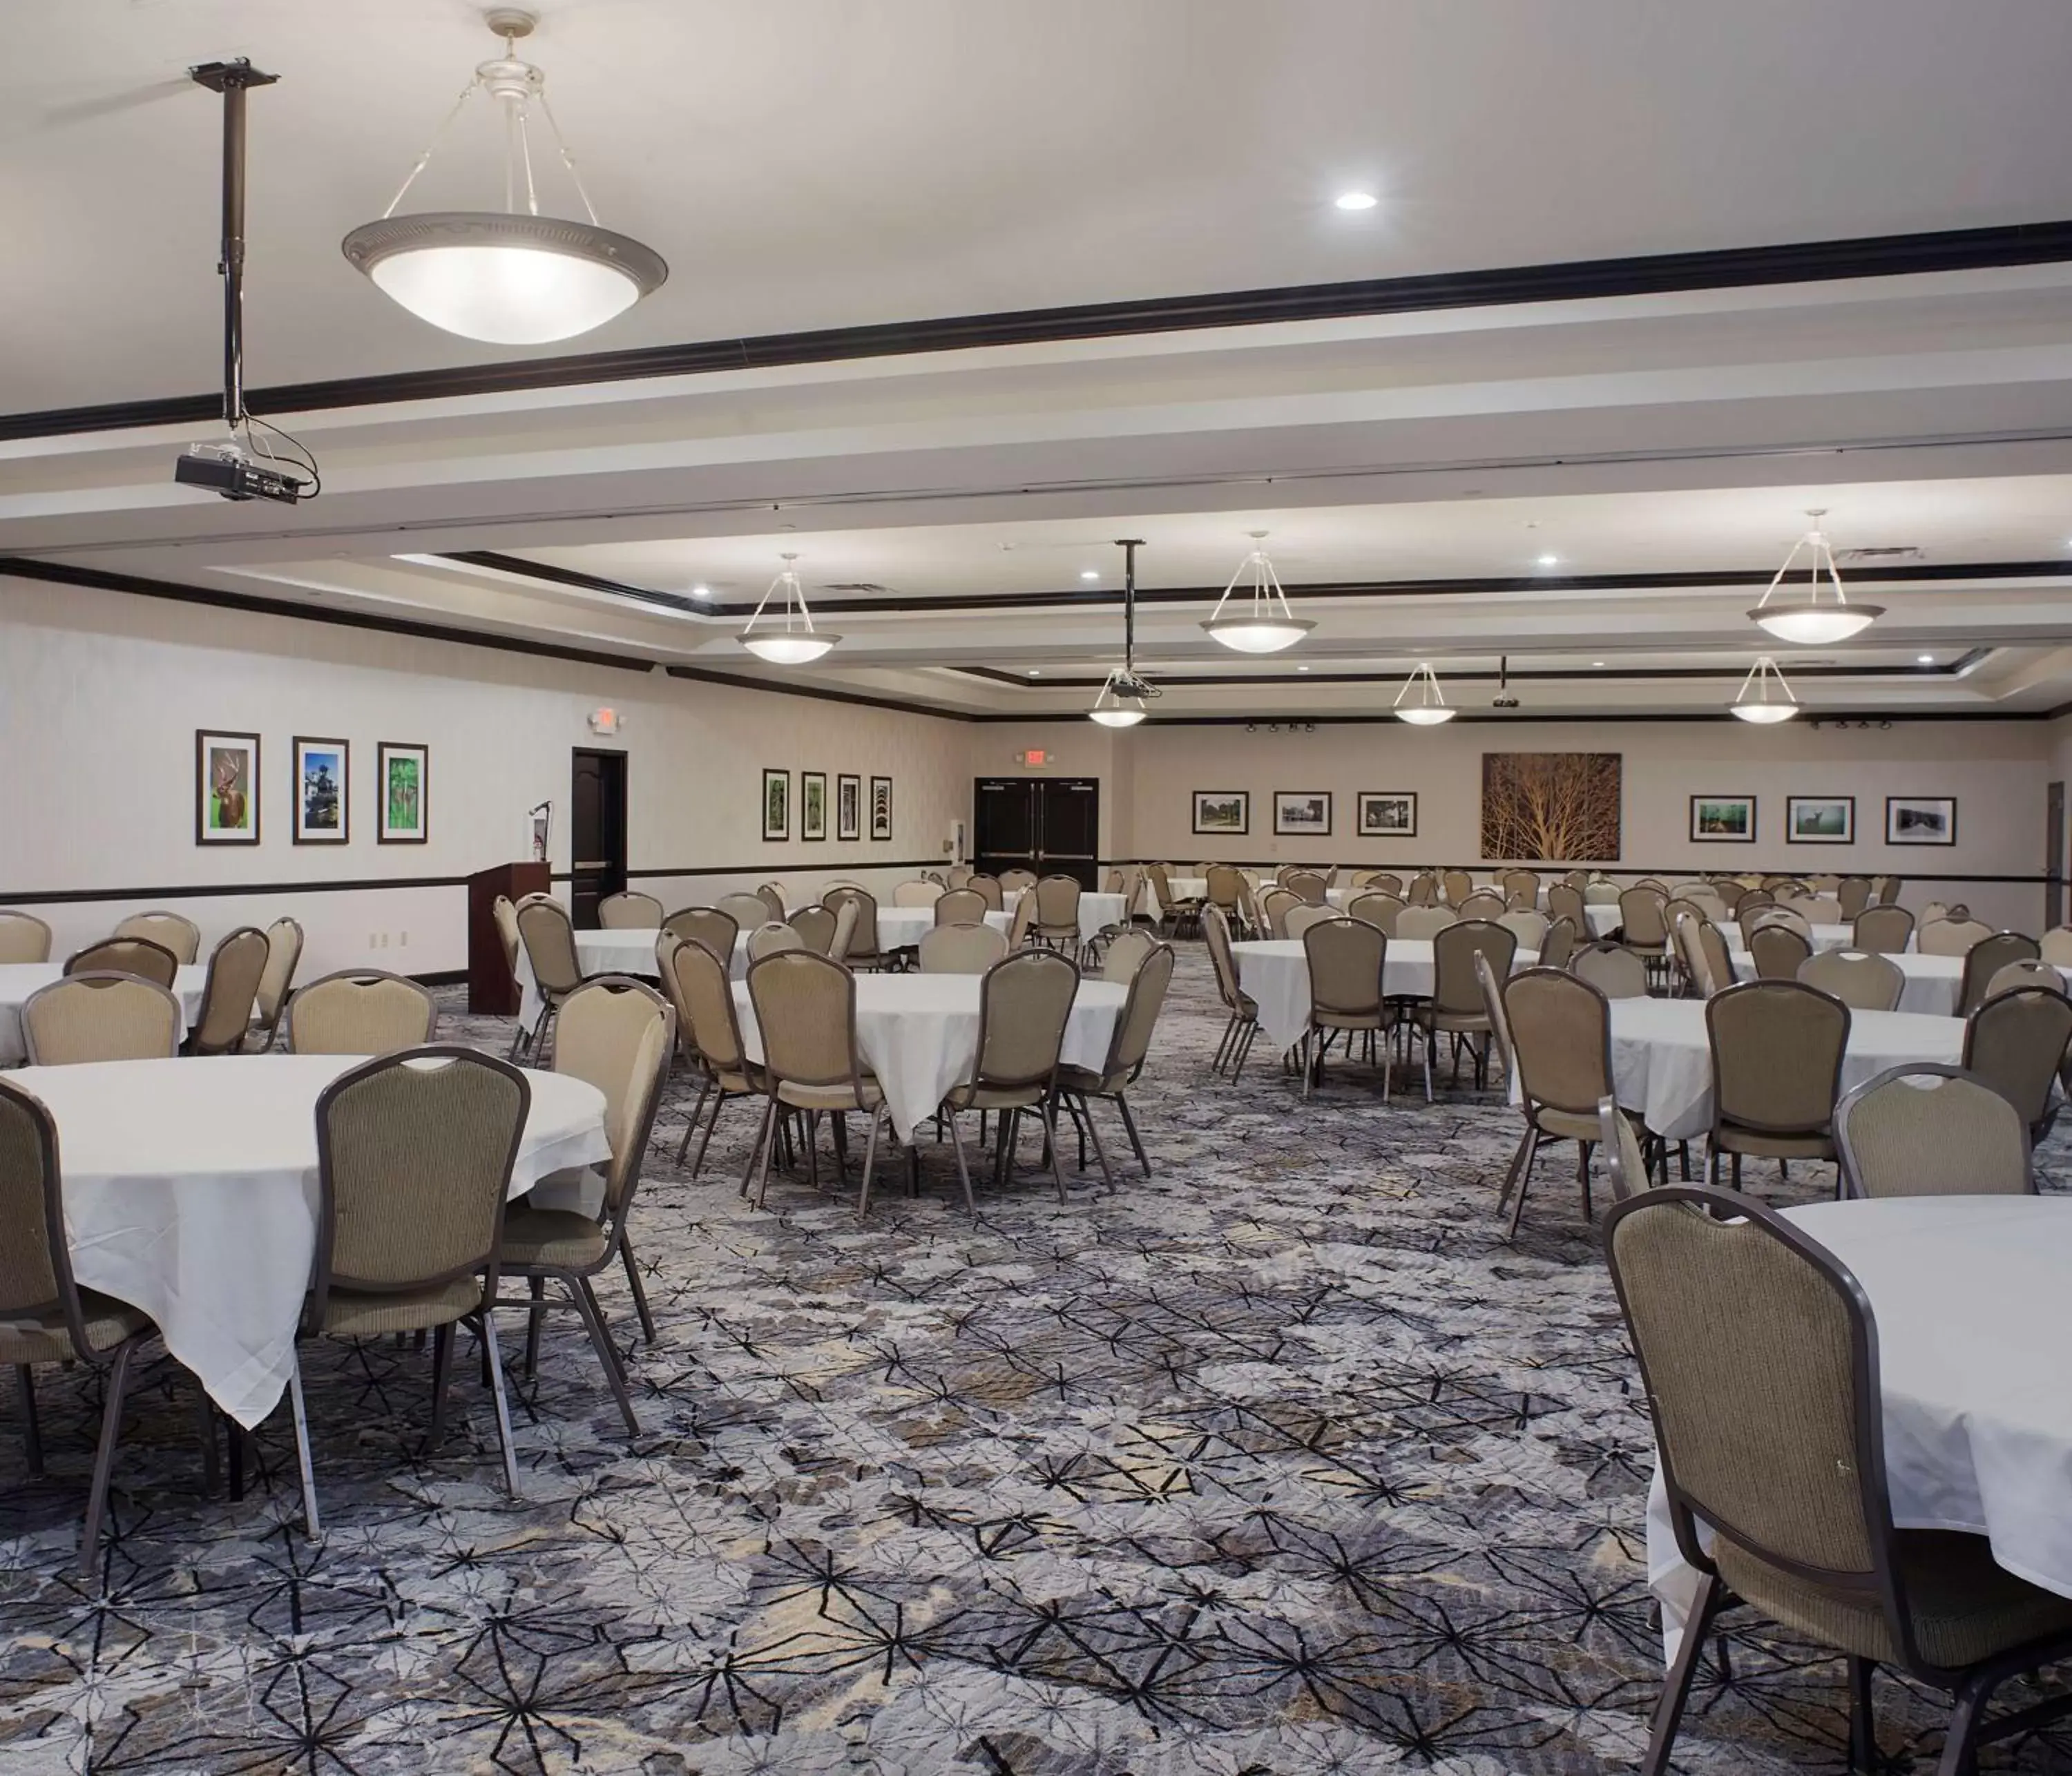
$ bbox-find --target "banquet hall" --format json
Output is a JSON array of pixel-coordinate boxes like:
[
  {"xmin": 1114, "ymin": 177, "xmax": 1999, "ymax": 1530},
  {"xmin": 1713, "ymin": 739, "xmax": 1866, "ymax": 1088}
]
[{"xmin": 10, "ymin": 3, "xmax": 2072, "ymax": 1771}]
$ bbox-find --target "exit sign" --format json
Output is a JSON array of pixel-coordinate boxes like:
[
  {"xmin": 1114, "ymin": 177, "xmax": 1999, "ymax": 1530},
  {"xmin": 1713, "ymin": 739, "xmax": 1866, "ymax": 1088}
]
[{"xmin": 1019, "ymin": 749, "xmax": 1048, "ymax": 767}]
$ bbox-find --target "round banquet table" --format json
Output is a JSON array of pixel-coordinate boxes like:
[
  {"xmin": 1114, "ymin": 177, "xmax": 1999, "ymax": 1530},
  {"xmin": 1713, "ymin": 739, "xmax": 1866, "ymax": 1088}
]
[
  {"xmin": 1608, "ymin": 996, "xmax": 1963, "ymax": 1142},
  {"xmin": 731, "ymin": 972, "xmax": 1126, "ymax": 1141},
  {"xmin": 1728, "ymin": 949, "xmax": 2072, "ymax": 1016},
  {"xmin": 873, "ymin": 907, "xmax": 1012, "ymax": 956},
  {"xmin": 20, "ymin": 1054, "xmax": 610, "ymax": 1429},
  {"xmin": 1232, "ymin": 938, "xmax": 1539, "ymax": 1056},
  {"xmin": 1649, "ymin": 1195, "xmax": 2072, "ymax": 1664},
  {"xmin": 1716, "ymin": 920, "xmax": 1857, "ymax": 954},
  {"xmin": 517, "ymin": 927, "xmax": 670, "ymax": 1031},
  {"xmin": 0, "ymin": 963, "xmax": 211, "ymax": 1065},
  {"xmin": 1001, "ymin": 889, "xmax": 1131, "ymax": 940}
]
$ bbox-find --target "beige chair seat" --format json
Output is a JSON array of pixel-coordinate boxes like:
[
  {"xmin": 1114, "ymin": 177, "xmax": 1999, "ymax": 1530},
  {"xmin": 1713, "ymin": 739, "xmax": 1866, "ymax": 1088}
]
[
  {"xmin": 1711, "ymin": 1124, "xmax": 1835, "ymax": 1160},
  {"xmin": 501, "ymin": 1205, "xmax": 611, "ymax": 1271},
  {"xmin": 776, "ymin": 1077, "xmax": 883, "ymax": 1112},
  {"xmin": 0, "ymin": 1290, "xmax": 150, "ymax": 1364},
  {"xmin": 1718, "ymin": 1529, "xmax": 2072, "ymax": 1669},
  {"xmin": 1419, "ymin": 1006, "xmax": 1492, "ymax": 1035},
  {"xmin": 1316, "ymin": 1007, "xmax": 1390, "ymax": 1033},
  {"xmin": 711, "ymin": 1066, "xmax": 765, "ymax": 1097},
  {"xmin": 317, "ymin": 1276, "xmax": 482, "ymax": 1338},
  {"xmin": 1530, "ymin": 1105, "xmax": 1601, "ymax": 1143},
  {"xmin": 1056, "ymin": 1062, "xmax": 1128, "ymax": 1095},
  {"xmin": 944, "ymin": 1079, "xmax": 1046, "ymax": 1112}
]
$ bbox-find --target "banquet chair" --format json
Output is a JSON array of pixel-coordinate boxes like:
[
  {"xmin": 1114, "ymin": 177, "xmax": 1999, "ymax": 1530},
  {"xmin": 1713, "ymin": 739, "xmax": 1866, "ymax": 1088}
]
[
  {"xmin": 966, "ymin": 873, "xmax": 1004, "ymax": 912},
  {"xmin": 1735, "ymin": 887, "xmax": 1775, "ymax": 916},
  {"xmin": 663, "ymin": 905, "xmax": 738, "ymax": 961},
  {"xmin": 0, "ymin": 1077, "xmax": 160, "ymax": 1574},
  {"xmin": 1203, "ymin": 907, "xmax": 1260, "ymax": 1082},
  {"xmin": 1006, "ymin": 891, "xmax": 1038, "ymax": 950},
  {"xmin": 113, "ymin": 910, "xmax": 200, "ymax": 965},
  {"xmin": 1503, "ymin": 869, "xmax": 1541, "ymax": 905},
  {"xmin": 64, "ymin": 936, "xmax": 178, "ymax": 990},
  {"xmin": 937, "ymin": 949, "xmax": 1079, "ymax": 1211},
  {"xmin": 1711, "ymin": 879, "xmax": 1748, "ymax": 915},
  {"xmin": 892, "ymin": 880, "xmax": 941, "ymax": 909},
  {"xmin": 22, "ymin": 974, "xmax": 181, "ymax": 1065},
  {"xmin": 1054, "ymin": 942, "xmax": 1174, "ymax": 1186},
  {"xmin": 1837, "ymin": 877, "xmax": 1874, "ymax": 920},
  {"xmin": 1283, "ymin": 871, "xmax": 1327, "ymax": 907},
  {"xmin": 1472, "ymin": 950, "xmax": 1515, "ymax": 1092},
  {"xmin": 246, "ymin": 916, "xmax": 306, "ymax": 1050},
  {"xmin": 934, "ymin": 887, "xmax": 986, "ymax": 926},
  {"xmin": 1456, "ymin": 890, "xmax": 1507, "ymax": 921},
  {"xmin": 1962, "ymin": 986, "xmax": 2072, "ymax": 1143},
  {"xmin": 286, "ymin": 970, "xmax": 438, "ymax": 1057},
  {"xmin": 490, "ymin": 892, "xmax": 522, "ymax": 981},
  {"xmin": 295, "ymin": 1048, "xmax": 531, "ymax": 1532},
  {"xmin": 1570, "ymin": 942, "xmax": 1649, "ymax": 999},
  {"xmin": 745, "ymin": 950, "xmax": 892, "ymax": 1212},
  {"xmin": 1545, "ymin": 883, "xmax": 1586, "ymax": 927},
  {"xmin": 1298, "ymin": 917, "xmax": 1392, "ymax": 1102},
  {"xmin": 717, "ymin": 892, "xmax": 773, "ymax": 932},
  {"xmin": 1346, "ymin": 892, "xmax": 1404, "ymax": 936},
  {"xmin": 0, "ymin": 909, "xmax": 52, "ymax": 963},
  {"xmin": 1852, "ymin": 904, "xmax": 1915, "ymax": 956},
  {"xmin": 1872, "ymin": 873, "xmax": 1904, "ymax": 903},
  {"xmin": 1499, "ymin": 967, "xmax": 1619, "ymax": 1236},
  {"xmin": 1257, "ymin": 888, "xmax": 1299, "ymax": 938},
  {"xmin": 498, "ymin": 977, "xmax": 673, "ymax": 1431},
  {"xmin": 1497, "ymin": 909, "xmax": 1548, "ymax": 954},
  {"xmin": 1537, "ymin": 916, "xmax": 1580, "ymax": 972},
  {"xmin": 512, "ymin": 898, "xmax": 584, "ymax": 1059},
  {"xmin": 787, "ymin": 904, "xmax": 838, "ymax": 956},
  {"xmin": 1919, "ymin": 900, "xmax": 1951, "ymax": 927},
  {"xmin": 597, "ymin": 891, "xmax": 662, "ymax": 930},
  {"xmin": 1407, "ymin": 871, "xmax": 1440, "ymax": 907},
  {"xmin": 1835, "ymin": 1065, "xmax": 2033, "ymax": 1199},
  {"xmin": 1749, "ymin": 923, "xmax": 1814, "ymax": 982},
  {"xmin": 1919, "ymin": 916, "xmax": 1993, "ymax": 957},
  {"xmin": 1033, "ymin": 876, "xmax": 1084, "ymax": 954},
  {"xmin": 1799, "ymin": 949, "xmax": 1904, "ymax": 1013},
  {"xmin": 1411, "ymin": 920, "xmax": 1518, "ymax": 1099},
  {"xmin": 1441, "ymin": 869, "xmax": 1474, "ymax": 906},
  {"xmin": 1396, "ymin": 905, "xmax": 1456, "ymax": 942},
  {"xmin": 999, "ymin": 868, "xmax": 1039, "ymax": 895},
  {"xmin": 823, "ymin": 886, "xmax": 882, "ymax": 970},
  {"xmin": 1635, "ymin": 878, "xmax": 1671, "ymax": 897},
  {"xmin": 919, "ymin": 921, "xmax": 1009, "ymax": 975},
  {"xmin": 1597, "ymin": 1093, "xmax": 1657, "ymax": 1204},
  {"xmin": 1604, "ymin": 1183, "xmax": 2072, "ymax": 1776},
  {"xmin": 1620, "ymin": 889, "xmax": 1672, "ymax": 987},
  {"xmin": 1957, "ymin": 932, "xmax": 2042, "ymax": 1016},
  {"xmin": 1705, "ymin": 980, "xmax": 1850, "ymax": 1191},
  {"xmin": 1673, "ymin": 914, "xmax": 1718, "ymax": 997},
  {"xmin": 1985, "ymin": 958, "xmax": 2063, "ymax": 1001},
  {"xmin": 1798, "ymin": 896, "xmax": 1846, "ymax": 925},
  {"xmin": 1149, "ymin": 863, "xmax": 1201, "ymax": 938},
  {"xmin": 658, "ymin": 933, "xmax": 769, "ymax": 1182},
  {"xmin": 186, "ymin": 925, "xmax": 271, "ymax": 1056},
  {"xmin": 827, "ymin": 899, "xmax": 861, "ymax": 966},
  {"xmin": 1283, "ymin": 903, "xmax": 1336, "ymax": 942},
  {"xmin": 756, "ymin": 882, "xmax": 787, "ymax": 921},
  {"xmin": 2040, "ymin": 927, "xmax": 2072, "ymax": 966},
  {"xmin": 1100, "ymin": 928, "xmax": 1158, "ymax": 983},
  {"xmin": 746, "ymin": 922, "xmax": 805, "ymax": 963},
  {"xmin": 1204, "ymin": 865, "xmax": 1247, "ymax": 935}
]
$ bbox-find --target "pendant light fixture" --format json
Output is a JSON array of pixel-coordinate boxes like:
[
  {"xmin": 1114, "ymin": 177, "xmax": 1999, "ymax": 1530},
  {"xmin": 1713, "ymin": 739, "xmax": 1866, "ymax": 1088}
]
[
  {"xmin": 1747, "ymin": 509, "xmax": 1883, "ymax": 646},
  {"xmin": 1730, "ymin": 656, "xmax": 1800, "ymax": 724},
  {"xmin": 1200, "ymin": 531, "xmax": 1314, "ymax": 654},
  {"xmin": 342, "ymin": 9, "xmax": 666, "ymax": 344},
  {"xmin": 1392, "ymin": 662, "xmax": 1456, "ymax": 725},
  {"xmin": 1090, "ymin": 539, "xmax": 1158, "ymax": 727},
  {"xmin": 739, "ymin": 554, "xmax": 840, "ymax": 664}
]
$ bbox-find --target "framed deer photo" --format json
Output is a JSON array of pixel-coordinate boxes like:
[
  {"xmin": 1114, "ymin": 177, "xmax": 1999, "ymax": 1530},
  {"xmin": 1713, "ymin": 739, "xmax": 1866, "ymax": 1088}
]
[{"xmin": 195, "ymin": 730, "xmax": 261, "ymax": 844}]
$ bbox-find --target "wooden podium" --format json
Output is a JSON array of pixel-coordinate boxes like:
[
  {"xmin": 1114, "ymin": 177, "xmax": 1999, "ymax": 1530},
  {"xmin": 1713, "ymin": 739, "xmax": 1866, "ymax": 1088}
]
[{"xmin": 467, "ymin": 861, "xmax": 549, "ymax": 1014}]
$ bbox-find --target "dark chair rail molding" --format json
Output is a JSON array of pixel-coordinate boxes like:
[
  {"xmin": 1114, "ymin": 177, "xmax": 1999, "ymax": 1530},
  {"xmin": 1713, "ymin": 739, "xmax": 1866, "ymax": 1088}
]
[
  {"xmin": 7, "ymin": 218, "xmax": 2072, "ymax": 441},
  {"xmin": 1124, "ymin": 860, "xmax": 2057, "ymax": 889}
]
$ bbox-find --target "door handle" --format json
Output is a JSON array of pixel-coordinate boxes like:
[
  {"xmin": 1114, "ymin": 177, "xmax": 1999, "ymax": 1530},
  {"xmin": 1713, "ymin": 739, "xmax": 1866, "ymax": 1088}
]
[{"xmin": 574, "ymin": 859, "xmax": 608, "ymax": 870}]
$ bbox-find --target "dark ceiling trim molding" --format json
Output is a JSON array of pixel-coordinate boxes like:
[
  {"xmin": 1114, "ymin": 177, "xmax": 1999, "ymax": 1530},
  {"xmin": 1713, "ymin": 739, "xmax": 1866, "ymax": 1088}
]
[
  {"xmin": 10, "ymin": 218, "xmax": 2072, "ymax": 440},
  {"xmin": 450, "ymin": 547, "xmax": 2072, "ymax": 621},
  {"xmin": 968, "ymin": 707, "xmax": 2055, "ymax": 726},
  {"xmin": 658, "ymin": 662, "xmax": 970, "ymax": 721},
  {"xmin": 957, "ymin": 653, "xmax": 1991, "ymax": 690}
]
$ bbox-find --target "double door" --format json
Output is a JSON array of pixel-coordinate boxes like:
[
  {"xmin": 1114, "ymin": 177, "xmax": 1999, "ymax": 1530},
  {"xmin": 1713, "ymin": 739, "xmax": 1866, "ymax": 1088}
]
[{"xmin": 973, "ymin": 777, "xmax": 1100, "ymax": 890}]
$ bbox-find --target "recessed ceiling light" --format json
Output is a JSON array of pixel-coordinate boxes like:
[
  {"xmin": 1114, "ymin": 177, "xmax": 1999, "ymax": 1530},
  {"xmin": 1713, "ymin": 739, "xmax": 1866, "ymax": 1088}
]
[
  {"xmin": 1080, "ymin": 570, "xmax": 1100, "ymax": 581},
  {"xmin": 1296, "ymin": 665, "xmax": 1310, "ymax": 673},
  {"xmin": 1593, "ymin": 660, "xmax": 1606, "ymax": 668},
  {"xmin": 1918, "ymin": 654, "xmax": 1935, "ymax": 664},
  {"xmin": 1537, "ymin": 554, "xmax": 1560, "ymax": 567},
  {"xmin": 690, "ymin": 584, "xmax": 711, "ymax": 599},
  {"xmin": 1028, "ymin": 668, "xmax": 1041, "ymax": 677},
  {"xmin": 1334, "ymin": 191, "xmax": 1379, "ymax": 211}
]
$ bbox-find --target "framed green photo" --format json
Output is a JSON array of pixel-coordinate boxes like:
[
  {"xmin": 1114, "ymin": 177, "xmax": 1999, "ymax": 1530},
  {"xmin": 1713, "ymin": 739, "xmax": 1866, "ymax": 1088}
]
[
  {"xmin": 195, "ymin": 729, "xmax": 261, "ymax": 845},
  {"xmin": 801, "ymin": 770, "xmax": 827, "ymax": 841},
  {"xmin": 377, "ymin": 742, "xmax": 428, "ymax": 844},
  {"xmin": 762, "ymin": 768, "xmax": 790, "ymax": 841},
  {"xmin": 836, "ymin": 773, "xmax": 861, "ymax": 842}
]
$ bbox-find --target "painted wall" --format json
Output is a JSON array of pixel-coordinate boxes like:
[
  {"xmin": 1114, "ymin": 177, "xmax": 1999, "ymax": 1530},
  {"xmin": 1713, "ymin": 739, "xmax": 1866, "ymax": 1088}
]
[{"xmin": 0, "ymin": 574, "xmax": 968, "ymax": 974}]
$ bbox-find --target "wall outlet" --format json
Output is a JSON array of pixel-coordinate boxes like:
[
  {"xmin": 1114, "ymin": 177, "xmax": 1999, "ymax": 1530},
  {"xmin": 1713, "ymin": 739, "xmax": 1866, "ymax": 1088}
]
[
  {"xmin": 399, "ymin": 932, "xmax": 408, "ymax": 948},
  {"xmin": 367, "ymin": 932, "xmax": 378, "ymax": 949}
]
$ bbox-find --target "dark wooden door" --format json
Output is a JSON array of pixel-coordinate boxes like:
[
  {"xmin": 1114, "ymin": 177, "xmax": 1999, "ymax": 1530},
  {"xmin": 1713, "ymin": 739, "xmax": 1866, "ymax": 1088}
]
[
  {"xmin": 973, "ymin": 777, "xmax": 1100, "ymax": 890},
  {"xmin": 570, "ymin": 748, "xmax": 627, "ymax": 929},
  {"xmin": 1037, "ymin": 778, "xmax": 1100, "ymax": 890},
  {"xmin": 2049, "ymin": 780, "xmax": 2065, "ymax": 929}
]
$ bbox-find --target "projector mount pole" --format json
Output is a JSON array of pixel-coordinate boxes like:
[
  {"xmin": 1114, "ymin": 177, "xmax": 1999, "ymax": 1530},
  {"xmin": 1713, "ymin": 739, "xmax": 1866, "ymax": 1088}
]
[
  {"xmin": 1117, "ymin": 537, "xmax": 1144, "ymax": 674},
  {"xmin": 189, "ymin": 59, "xmax": 279, "ymax": 436}
]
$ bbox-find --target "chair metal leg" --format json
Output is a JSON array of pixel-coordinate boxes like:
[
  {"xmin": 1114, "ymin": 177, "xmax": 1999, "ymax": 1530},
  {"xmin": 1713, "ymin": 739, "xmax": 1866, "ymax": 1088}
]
[
  {"xmin": 1506, "ymin": 1135, "xmax": 1544, "ymax": 1240},
  {"xmin": 1848, "ymin": 1657, "xmax": 1877, "ymax": 1774},
  {"xmin": 1077, "ymin": 1092, "xmax": 1117, "ymax": 1190},
  {"xmin": 16, "ymin": 1364, "xmax": 41, "ymax": 1477},
  {"xmin": 524, "ymin": 1276, "xmax": 546, "ymax": 1379},
  {"xmin": 1578, "ymin": 1140, "xmax": 1595, "ymax": 1218},
  {"xmin": 944, "ymin": 1109, "xmax": 978, "ymax": 1216},
  {"xmin": 1639, "ymin": 1570, "xmax": 1721, "ymax": 1776},
  {"xmin": 747, "ymin": 1098, "xmax": 778, "ymax": 1206},
  {"xmin": 805, "ymin": 1110, "xmax": 822, "ymax": 1190},
  {"xmin": 286, "ymin": 1349, "xmax": 322, "ymax": 1540},
  {"xmin": 619, "ymin": 1237, "xmax": 657, "ymax": 1345},
  {"xmin": 674, "ymin": 1077, "xmax": 713, "ymax": 1165},
  {"xmin": 568, "ymin": 1277, "xmax": 640, "ymax": 1437},
  {"xmin": 693, "ymin": 1089, "xmax": 730, "ymax": 1179},
  {"xmin": 1495, "ymin": 1124, "xmax": 1535, "ymax": 1212},
  {"xmin": 1042, "ymin": 1101, "xmax": 1069, "ymax": 1204},
  {"xmin": 1935, "ymin": 1670, "xmax": 1995, "ymax": 1776},
  {"xmin": 1115, "ymin": 1095, "xmax": 1152, "ymax": 1178},
  {"xmin": 477, "ymin": 1306, "xmax": 524, "ymax": 1498},
  {"xmin": 77, "ymin": 1340, "xmax": 137, "ymax": 1579},
  {"xmin": 856, "ymin": 1104, "xmax": 884, "ymax": 1213},
  {"xmin": 428, "ymin": 1321, "xmax": 456, "ymax": 1452}
]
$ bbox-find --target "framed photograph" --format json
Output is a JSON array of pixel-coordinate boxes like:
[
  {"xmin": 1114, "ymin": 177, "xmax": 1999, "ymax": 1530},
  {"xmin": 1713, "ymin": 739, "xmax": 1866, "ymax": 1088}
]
[
  {"xmin": 1357, "ymin": 791, "xmax": 1418, "ymax": 838},
  {"xmin": 1689, "ymin": 794, "xmax": 1756, "ymax": 844},
  {"xmin": 870, "ymin": 775, "xmax": 894, "ymax": 841},
  {"xmin": 762, "ymin": 768, "xmax": 790, "ymax": 842},
  {"xmin": 1886, "ymin": 795, "xmax": 1957, "ymax": 846},
  {"xmin": 1192, "ymin": 790, "xmax": 1249, "ymax": 836},
  {"xmin": 195, "ymin": 730, "xmax": 261, "ymax": 845},
  {"xmin": 800, "ymin": 771, "xmax": 828, "ymax": 842},
  {"xmin": 836, "ymin": 773, "xmax": 861, "ymax": 842},
  {"xmin": 376, "ymin": 742, "xmax": 428, "ymax": 844},
  {"xmin": 1273, "ymin": 790, "xmax": 1332, "ymax": 838},
  {"xmin": 291, "ymin": 737, "xmax": 349, "ymax": 844},
  {"xmin": 1786, "ymin": 795, "xmax": 1855, "ymax": 844}
]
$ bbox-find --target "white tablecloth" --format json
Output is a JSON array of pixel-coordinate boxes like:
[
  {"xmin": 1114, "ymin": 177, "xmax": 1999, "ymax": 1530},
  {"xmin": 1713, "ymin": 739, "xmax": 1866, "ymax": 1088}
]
[
  {"xmin": 1233, "ymin": 939, "xmax": 1538, "ymax": 1056},
  {"xmin": 1002, "ymin": 890, "xmax": 1129, "ymax": 938},
  {"xmin": 1607, "ymin": 997, "xmax": 1963, "ymax": 1141},
  {"xmin": 1717, "ymin": 920, "xmax": 1857, "ymax": 954},
  {"xmin": 0, "ymin": 963, "xmax": 211, "ymax": 1065},
  {"xmin": 516, "ymin": 928, "xmax": 666, "ymax": 1030},
  {"xmin": 20, "ymin": 1054, "xmax": 610, "ymax": 1427},
  {"xmin": 1724, "ymin": 950, "xmax": 2071, "ymax": 1016},
  {"xmin": 733, "ymin": 973, "xmax": 1126, "ymax": 1139},
  {"xmin": 1649, "ymin": 1195, "xmax": 2072, "ymax": 1663},
  {"xmin": 874, "ymin": 907, "xmax": 1013, "ymax": 954}
]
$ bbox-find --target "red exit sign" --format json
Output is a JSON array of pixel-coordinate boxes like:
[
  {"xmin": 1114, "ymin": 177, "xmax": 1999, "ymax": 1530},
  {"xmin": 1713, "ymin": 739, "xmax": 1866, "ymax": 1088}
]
[{"xmin": 1019, "ymin": 749, "xmax": 1048, "ymax": 766}]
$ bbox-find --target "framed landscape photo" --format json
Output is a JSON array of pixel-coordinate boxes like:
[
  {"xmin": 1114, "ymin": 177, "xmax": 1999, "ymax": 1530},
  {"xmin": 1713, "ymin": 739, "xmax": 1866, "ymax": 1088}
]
[
  {"xmin": 292, "ymin": 737, "xmax": 349, "ymax": 844},
  {"xmin": 1689, "ymin": 794, "xmax": 1756, "ymax": 843},
  {"xmin": 1274, "ymin": 790, "xmax": 1332, "ymax": 838},
  {"xmin": 800, "ymin": 771, "xmax": 827, "ymax": 841},
  {"xmin": 762, "ymin": 768, "xmax": 790, "ymax": 842},
  {"xmin": 376, "ymin": 742, "xmax": 428, "ymax": 844},
  {"xmin": 836, "ymin": 773, "xmax": 861, "ymax": 842},
  {"xmin": 870, "ymin": 775, "xmax": 893, "ymax": 841},
  {"xmin": 1786, "ymin": 795, "xmax": 1854, "ymax": 844},
  {"xmin": 1886, "ymin": 795, "xmax": 1957, "ymax": 846},
  {"xmin": 1192, "ymin": 790, "xmax": 1249, "ymax": 836},
  {"xmin": 195, "ymin": 729, "xmax": 261, "ymax": 845},
  {"xmin": 1357, "ymin": 791, "xmax": 1417, "ymax": 838}
]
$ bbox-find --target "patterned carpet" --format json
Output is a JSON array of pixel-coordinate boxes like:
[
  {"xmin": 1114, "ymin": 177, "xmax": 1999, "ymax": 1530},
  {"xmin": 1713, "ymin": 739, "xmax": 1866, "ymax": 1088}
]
[{"xmin": 5, "ymin": 947, "xmax": 2072, "ymax": 1775}]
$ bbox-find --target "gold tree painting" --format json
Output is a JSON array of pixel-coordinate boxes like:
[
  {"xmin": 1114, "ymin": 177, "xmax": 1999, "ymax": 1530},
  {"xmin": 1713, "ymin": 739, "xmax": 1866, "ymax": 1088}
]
[{"xmin": 1481, "ymin": 752, "xmax": 1622, "ymax": 860}]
